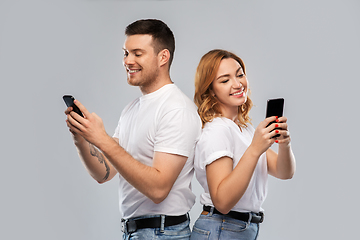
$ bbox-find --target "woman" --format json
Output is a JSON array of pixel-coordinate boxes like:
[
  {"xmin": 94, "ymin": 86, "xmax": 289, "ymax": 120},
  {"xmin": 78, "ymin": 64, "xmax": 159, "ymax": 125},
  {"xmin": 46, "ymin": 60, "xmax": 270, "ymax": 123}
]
[{"xmin": 190, "ymin": 49, "xmax": 296, "ymax": 240}]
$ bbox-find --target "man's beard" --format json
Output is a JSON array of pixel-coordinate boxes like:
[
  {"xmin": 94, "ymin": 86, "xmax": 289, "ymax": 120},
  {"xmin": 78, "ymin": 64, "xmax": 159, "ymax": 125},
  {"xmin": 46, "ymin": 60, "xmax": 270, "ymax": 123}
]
[{"xmin": 127, "ymin": 67, "xmax": 159, "ymax": 89}]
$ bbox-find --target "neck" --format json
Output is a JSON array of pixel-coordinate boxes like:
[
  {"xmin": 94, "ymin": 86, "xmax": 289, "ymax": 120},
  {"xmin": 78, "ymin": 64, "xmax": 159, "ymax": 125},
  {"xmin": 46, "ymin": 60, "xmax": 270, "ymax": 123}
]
[
  {"xmin": 219, "ymin": 106, "xmax": 239, "ymax": 123},
  {"xmin": 140, "ymin": 72, "xmax": 172, "ymax": 95}
]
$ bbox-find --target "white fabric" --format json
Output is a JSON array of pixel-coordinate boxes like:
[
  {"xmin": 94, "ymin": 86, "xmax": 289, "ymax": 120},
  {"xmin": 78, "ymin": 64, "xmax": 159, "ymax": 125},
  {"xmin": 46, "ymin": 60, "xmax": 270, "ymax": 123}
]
[
  {"xmin": 194, "ymin": 117, "xmax": 268, "ymax": 213},
  {"xmin": 113, "ymin": 84, "xmax": 202, "ymax": 219}
]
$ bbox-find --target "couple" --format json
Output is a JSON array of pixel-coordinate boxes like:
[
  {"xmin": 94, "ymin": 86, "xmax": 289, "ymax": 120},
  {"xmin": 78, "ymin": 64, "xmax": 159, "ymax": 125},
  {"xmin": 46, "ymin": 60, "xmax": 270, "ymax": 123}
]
[{"xmin": 65, "ymin": 19, "xmax": 296, "ymax": 240}]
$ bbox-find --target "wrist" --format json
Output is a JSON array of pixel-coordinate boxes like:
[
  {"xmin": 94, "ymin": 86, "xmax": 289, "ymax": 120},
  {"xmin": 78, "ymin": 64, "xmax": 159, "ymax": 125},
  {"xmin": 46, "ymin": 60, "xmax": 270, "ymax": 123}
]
[
  {"xmin": 246, "ymin": 145, "xmax": 263, "ymax": 159},
  {"xmin": 73, "ymin": 135, "xmax": 87, "ymax": 147},
  {"xmin": 278, "ymin": 142, "xmax": 291, "ymax": 152},
  {"xmin": 96, "ymin": 134, "xmax": 117, "ymax": 153}
]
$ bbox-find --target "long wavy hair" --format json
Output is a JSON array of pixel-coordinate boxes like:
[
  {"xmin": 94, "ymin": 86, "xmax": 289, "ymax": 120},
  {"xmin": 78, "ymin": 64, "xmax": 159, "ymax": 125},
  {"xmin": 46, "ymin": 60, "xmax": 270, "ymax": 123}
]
[{"xmin": 194, "ymin": 49, "xmax": 253, "ymax": 128}]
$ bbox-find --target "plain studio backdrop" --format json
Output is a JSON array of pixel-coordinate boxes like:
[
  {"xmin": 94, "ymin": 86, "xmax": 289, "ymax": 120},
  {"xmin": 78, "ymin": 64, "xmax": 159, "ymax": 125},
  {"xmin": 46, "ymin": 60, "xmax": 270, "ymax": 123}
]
[{"xmin": 1, "ymin": 0, "xmax": 359, "ymax": 239}]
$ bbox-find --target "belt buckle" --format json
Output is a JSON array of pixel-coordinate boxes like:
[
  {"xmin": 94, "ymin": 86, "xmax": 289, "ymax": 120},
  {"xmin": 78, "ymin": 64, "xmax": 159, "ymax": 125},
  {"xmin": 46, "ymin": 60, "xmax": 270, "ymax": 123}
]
[
  {"xmin": 258, "ymin": 212, "xmax": 264, "ymax": 223},
  {"xmin": 121, "ymin": 219, "xmax": 137, "ymax": 234}
]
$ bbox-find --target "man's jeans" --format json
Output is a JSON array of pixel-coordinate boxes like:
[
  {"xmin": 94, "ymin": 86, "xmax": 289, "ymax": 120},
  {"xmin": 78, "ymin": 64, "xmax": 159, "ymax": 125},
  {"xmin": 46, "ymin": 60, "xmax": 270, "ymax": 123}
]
[
  {"xmin": 122, "ymin": 214, "xmax": 191, "ymax": 240},
  {"xmin": 190, "ymin": 211, "xmax": 259, "ymax": 240}
]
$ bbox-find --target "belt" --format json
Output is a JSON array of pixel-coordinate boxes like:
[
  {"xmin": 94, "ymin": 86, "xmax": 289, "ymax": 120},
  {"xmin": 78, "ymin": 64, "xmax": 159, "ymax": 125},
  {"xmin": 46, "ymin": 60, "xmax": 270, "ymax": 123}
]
[
  {"xmin": 121, "ymin": 214, "xmax": 188, "ymax": 234},
  {"xmin": 203, "ymin": 205, "xmax": 264, "ymax": 223}
]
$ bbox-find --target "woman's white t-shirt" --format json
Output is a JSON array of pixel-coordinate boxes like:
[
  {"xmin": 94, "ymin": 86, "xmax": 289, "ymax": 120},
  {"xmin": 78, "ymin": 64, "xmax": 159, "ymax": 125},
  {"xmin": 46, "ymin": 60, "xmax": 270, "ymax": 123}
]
[{"xmin": 194, "ymin": 117, "xmax": 268, "ymax": 213}]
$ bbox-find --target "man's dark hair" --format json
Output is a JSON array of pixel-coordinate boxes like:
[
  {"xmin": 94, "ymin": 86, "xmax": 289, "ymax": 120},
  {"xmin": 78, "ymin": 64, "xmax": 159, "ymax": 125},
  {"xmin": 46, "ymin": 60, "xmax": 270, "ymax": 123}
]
[{"xmin": 125, "ymin": 19, "xmax": 175, "ymax": 68}]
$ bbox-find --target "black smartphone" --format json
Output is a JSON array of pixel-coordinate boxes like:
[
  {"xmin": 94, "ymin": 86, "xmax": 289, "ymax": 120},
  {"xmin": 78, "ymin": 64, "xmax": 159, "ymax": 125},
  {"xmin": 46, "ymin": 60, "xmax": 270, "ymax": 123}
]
[
  {"xmin": 63, "ymin": 95, "xmax": 84, "ymax": 117},
  {"xmin": 266, "ymin": 98, "xmax": 284, "ymax": 138}
]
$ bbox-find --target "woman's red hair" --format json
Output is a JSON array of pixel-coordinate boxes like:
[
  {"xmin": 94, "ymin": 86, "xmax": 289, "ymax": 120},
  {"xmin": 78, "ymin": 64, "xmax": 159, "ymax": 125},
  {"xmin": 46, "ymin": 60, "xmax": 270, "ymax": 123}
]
[{"xmin": 194, "ymin": 49, "xmax": 253, "ymax": 128}]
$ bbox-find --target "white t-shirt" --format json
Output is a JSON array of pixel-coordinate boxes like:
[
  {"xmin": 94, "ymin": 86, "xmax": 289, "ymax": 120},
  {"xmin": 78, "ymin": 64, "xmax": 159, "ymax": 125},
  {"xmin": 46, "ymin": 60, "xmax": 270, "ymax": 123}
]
[
  {"xmin": 194, "ymin": 117, "xmax": 268, "ymax": 213},
  {"xmin": 113, "ymin": 84, "xmax": 202, "ymax": 219}
]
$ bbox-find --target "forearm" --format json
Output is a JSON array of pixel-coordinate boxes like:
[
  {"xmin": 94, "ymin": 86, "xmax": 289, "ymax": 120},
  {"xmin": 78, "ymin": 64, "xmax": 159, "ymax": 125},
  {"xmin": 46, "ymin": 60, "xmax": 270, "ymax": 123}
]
[
  {"xmin": 74, "ymin": 136, "xmax": 115, "ymax": 183},
  {"xmin": 275, "ymin": 144, "xmax": 296, "ymax": 179},
  {"xmin": 98, "ymin": 138, "xmax": 174, "ymax": 203}
]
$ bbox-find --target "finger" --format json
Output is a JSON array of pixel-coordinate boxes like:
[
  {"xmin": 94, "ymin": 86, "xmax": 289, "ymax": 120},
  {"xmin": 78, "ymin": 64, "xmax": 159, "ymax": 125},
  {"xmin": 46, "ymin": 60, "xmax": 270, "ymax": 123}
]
[
  {"xmin": 263, "ymin": 116, "xmax": 278, "ymax": 128},
  {"xmin": 277, "ymin": 116, "xmax": 288, "ymax": 123},
  {"xmin": 69, "ymin": 109, "xmax": 86, "ymax": 124},
  {"xmin": 66, "ymin": 122, "xmax": 79, "ymax": 135},
  {"xmin": 275, "ymin": 137, "xmax": 291, "ymax": 144},
  {"xmin": 268, "ymin": 136, "xmax": 277, "ymax": 146},
  {"xmin": 66, "ymin": 119, "xmax": 78, "ymax": 133},
  {"xmin": 271, "ymin": 129, "xmax": 281, "ymax": 139},
  {"xmin": 268, "ymin": 122, "xmax": 282, "ymax": 132},
  {"xmin": 64, "ymin": 106, "xmax": 73, "ymax": 115},
  {"xmin": 73, "ymin": 100, "xmax": 91, "ymax": 119},
  {"xmin": 67, "ymin": 113, "xmax": 85, "ymax": 133},
  {"xmin": 279, "ymin": 129, "xmax": 290, "ymax": 138},
  {"xmin": 277, "ymin": 122, "xmax": 288, "ymax": 131}
]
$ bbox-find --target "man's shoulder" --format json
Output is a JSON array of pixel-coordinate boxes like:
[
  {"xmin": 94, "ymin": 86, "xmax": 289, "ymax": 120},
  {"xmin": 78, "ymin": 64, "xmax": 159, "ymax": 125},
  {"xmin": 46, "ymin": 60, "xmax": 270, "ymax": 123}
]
[
  {"xmin": 120, "ymin": 98, "xmax": 140, "ymax": 116},
  {"xmin": 161, "ymin": 84, "xmax": 197, "ymax": 110}
]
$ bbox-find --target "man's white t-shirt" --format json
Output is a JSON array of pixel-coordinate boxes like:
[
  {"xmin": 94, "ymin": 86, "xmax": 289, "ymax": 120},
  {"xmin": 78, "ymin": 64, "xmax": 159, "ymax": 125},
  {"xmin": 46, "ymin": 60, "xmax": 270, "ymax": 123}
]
[
  {"xmin": 113, "ymin": 84, "xmax": 202, "ymax": 219},
  {"xmin": 194, "ymin": 117, "xmax": 268, "ymax": 213}
]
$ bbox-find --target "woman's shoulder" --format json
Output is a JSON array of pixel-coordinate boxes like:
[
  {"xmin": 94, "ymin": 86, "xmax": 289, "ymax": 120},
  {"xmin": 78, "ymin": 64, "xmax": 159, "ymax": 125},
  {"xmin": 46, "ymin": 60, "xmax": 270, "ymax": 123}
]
[
  {"xmin": 200, "ymin": 117, "xmax": 234, "ymax": 139},
  {"xmin": 196, "ymin": 118, "xmax": 236, "ymax": 154},
  {"xmin": 203, "ymin": 117, "xmax": 232, "ymax": 130},
  {"xmin": 202, "ymin": 117, "xmax": 254, "ymax": 140}
]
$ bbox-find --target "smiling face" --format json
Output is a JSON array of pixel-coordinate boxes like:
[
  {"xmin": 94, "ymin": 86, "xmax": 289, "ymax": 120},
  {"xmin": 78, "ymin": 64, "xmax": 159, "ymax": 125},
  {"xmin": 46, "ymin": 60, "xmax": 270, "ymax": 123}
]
[
  {"xmin": 211, "ymin": 57, "xmax": 249, "ymax": 120},
  {"xmin": 123, "ymin": 34, "xmax": 160, "ymax": 92}
]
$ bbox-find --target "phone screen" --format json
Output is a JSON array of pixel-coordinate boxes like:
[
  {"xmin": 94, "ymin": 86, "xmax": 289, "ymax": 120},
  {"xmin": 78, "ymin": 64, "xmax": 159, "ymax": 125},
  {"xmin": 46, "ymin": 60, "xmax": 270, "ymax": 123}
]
[
  {"xmin": 266, "ymin": 98, "xmax": 284, "ymax": 137},
  {"xmin": 63, "ymin": 95, "xmax": 84, "ymax": 117},
  {"xmin": 266, "ymin": 98, "xmax": 284, "ymax": 118}
]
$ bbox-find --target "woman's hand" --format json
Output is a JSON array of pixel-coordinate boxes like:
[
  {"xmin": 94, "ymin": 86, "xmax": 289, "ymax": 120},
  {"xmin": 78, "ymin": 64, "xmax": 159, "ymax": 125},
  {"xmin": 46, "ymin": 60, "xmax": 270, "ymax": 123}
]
[
  {"xmin": 266, "ymin": 116, "xmax": 295, "ymax": 179},
  {"xmin": 249, "ymin": 116, "xmax": 278, "ymax": 156},
  {"xmin": 272, "ymin": 116, "xmax": 291, "ymax": 146}
]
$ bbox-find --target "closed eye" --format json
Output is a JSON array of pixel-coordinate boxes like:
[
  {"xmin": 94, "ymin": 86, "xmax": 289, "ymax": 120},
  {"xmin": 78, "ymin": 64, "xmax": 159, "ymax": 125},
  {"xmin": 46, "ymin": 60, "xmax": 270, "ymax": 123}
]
[{"xmin": 221, "ymin": 79, "xmax": 229, "ymax": 83}]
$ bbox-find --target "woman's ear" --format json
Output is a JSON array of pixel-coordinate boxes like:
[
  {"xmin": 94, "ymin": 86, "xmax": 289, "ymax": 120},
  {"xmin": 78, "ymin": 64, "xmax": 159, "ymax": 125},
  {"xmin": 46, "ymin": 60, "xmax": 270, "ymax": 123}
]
[
  {"xmin": 158, "ymin": 49, "xmax": 170, "ymax": 67},
  {"xmin": 209, "ymin": 89, "xmax": 216, "ymax": 97}
]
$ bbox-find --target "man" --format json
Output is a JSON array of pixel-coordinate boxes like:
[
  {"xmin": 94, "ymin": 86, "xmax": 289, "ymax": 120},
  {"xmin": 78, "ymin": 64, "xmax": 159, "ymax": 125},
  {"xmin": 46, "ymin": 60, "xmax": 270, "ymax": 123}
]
[{"xmin": 65, "ymin": 19, "xmax": 201, "ymax": 239}]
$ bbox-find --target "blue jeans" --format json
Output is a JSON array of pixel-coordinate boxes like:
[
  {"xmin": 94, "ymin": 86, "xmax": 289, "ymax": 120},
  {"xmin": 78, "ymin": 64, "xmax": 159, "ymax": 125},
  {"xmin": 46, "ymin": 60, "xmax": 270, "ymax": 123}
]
[
  {"xmin": 122, "ymin": 214, "xmax": 191, "ymax": 240},
  {"xmin": 190, "ymin": 210, "xmax": 259, "ymax": 240}
]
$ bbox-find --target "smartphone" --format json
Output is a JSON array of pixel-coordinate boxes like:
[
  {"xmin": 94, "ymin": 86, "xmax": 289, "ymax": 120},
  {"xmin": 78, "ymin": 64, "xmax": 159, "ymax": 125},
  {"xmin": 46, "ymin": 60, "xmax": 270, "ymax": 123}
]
[
  {"xmin": 266, "ymin": 98, "xmax": 284, "ymax": 138},
  {"xmin": 63, "ymin": 95, "xmax": 84, "ymax": 117}
]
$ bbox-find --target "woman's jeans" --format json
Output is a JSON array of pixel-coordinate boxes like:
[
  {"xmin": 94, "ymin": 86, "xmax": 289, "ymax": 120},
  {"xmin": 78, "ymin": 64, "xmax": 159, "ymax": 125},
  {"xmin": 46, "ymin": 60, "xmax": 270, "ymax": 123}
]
[
  {"xmin": 122, "ymin": 214, "xmax": 191, "ymax": 240},
  {"xmin": 190, "ymin": 210, "xmax": 260, "ymax": 240}
]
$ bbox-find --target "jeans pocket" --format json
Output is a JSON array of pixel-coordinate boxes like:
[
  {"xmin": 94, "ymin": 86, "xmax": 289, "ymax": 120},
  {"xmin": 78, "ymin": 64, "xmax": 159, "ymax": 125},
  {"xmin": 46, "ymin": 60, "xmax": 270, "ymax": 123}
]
[
  {"xmin": 157, "ymin": 228, "xmax": 191, "ymax": 239},
  {"xmin": 155, "ymin": 220, "xmax": 191, "ymax": 239},
  {"xmin": 222, "ymin": 219, "xmax": 248, "ymax": 233},
  {"xmin": 190, "ymin": 226, "xmax": 210, "ymax": 240}
]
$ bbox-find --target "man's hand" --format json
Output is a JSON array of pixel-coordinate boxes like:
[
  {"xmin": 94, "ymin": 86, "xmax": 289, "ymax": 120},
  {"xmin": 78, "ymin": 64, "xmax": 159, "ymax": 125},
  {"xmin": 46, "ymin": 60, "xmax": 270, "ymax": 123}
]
[{"xmin": 65, "ymin": 100, "xmax": 110, "ymax": 148}]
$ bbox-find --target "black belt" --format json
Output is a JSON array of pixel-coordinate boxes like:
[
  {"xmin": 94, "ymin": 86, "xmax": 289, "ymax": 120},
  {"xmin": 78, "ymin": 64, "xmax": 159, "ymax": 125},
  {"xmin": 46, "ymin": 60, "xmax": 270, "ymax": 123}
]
[
  {"xmin": 203, "ymin": 205, "xmax": 264, "ymax": 223},
  {"xmin": 121, "ymin": 214, "xmax": 188, "ymax": 234}
]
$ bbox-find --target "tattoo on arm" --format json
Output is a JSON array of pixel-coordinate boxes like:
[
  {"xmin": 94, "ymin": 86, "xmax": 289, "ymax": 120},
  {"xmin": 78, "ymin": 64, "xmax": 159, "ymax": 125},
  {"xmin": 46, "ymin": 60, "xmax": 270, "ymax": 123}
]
[{"xmin": 89, "ymin": 144, "xmax": 110, "ymax": 181}]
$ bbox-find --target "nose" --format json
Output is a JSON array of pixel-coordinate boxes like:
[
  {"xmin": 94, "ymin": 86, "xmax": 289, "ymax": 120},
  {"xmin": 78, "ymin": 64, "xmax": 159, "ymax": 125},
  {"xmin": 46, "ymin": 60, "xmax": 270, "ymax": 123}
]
[
  {"xmin": 123, "ymin": 54, "xmax": 135, "ymax": 66},
  {"xmin": 232, "ymin": 78, "xmax": 242, "ymax": 88}
]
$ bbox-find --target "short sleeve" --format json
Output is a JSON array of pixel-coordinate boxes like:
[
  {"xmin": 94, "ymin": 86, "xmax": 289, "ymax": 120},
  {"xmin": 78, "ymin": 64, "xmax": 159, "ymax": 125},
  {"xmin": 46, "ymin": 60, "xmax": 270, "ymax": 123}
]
[
  {"xmin": 113, "ymin": 118, "xmax": 120, "ymax": 139},
  {"xmin": 195, "ymin": 121, "xmax": 235, "ymax": 170},
  {"xmin": 154, "ymin": 108, "xmax": 202, "ymax": 157}
]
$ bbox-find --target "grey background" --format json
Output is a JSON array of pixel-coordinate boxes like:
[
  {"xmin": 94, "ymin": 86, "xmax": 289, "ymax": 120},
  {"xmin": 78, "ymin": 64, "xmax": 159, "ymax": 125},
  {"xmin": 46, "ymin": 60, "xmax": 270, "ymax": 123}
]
[{"xmin": 1, "ymin": 0, "xmax": 359, "ymax": 239}]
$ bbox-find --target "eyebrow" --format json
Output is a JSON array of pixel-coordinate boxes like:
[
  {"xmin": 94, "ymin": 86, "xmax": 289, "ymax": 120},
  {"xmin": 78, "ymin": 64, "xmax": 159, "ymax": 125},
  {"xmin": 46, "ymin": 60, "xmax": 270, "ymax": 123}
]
[
  {"xmin": 216, "ymin": 67, "xmax": 243, "ymax": 80},
  {"xmin": 122, "ymin": 48, "xmax": 145, "ymax": 53}
]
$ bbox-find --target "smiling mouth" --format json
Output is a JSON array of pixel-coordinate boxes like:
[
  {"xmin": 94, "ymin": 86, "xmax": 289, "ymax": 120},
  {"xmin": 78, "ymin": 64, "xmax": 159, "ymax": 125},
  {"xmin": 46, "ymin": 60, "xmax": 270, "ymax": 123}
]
[
  {"xmin": 127, "ymin": 69, "xmax": 141, "ymax": 74},
  {"xmin": 230, "ymin": 88, "xmax": 244, "ymax": 96}
]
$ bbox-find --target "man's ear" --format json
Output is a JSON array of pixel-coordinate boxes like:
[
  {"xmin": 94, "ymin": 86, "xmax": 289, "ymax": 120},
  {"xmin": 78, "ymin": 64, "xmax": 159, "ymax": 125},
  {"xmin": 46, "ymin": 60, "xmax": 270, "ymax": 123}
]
[{"xmin": 158, "ymin": 49, "xmax": 170, "ymax": 67}]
